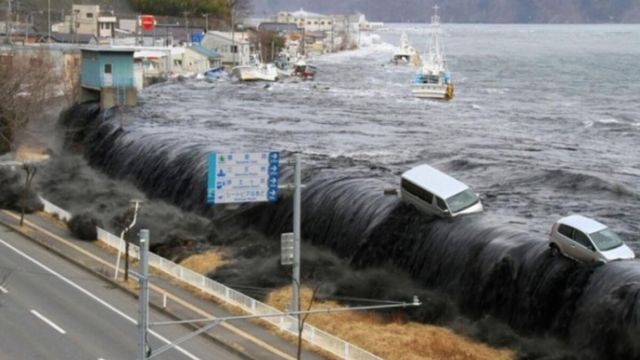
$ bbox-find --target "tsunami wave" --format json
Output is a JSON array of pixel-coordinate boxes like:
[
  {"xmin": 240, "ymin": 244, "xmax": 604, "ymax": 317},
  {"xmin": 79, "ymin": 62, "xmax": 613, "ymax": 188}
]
[{"xmin": 63, "ymin": 105, "xmax": 640, "ymax": 359}]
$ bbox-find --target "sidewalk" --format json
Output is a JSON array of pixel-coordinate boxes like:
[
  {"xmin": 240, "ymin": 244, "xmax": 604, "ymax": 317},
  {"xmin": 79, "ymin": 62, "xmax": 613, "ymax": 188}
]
[{"xmin": 0, "ymin": 210, "xmax": 327, "ymax": 360}]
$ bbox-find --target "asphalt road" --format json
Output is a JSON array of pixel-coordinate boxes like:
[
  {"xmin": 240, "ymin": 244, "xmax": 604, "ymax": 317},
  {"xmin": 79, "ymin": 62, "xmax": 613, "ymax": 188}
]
[{"xmin": 0, "ymin": 225, "xmax": 246, "ymax": 360}]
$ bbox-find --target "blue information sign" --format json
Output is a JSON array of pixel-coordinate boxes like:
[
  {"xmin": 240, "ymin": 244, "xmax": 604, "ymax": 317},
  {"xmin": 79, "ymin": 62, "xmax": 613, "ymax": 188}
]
[{"xmin": 207, "ymin": 152, "xmax": 280, "ymax": 204}]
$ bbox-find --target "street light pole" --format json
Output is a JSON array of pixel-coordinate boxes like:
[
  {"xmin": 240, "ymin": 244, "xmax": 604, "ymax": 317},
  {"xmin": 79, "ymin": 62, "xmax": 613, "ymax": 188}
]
[
  {"xmin": 138, "ymin": 229, "xmax": 150, "ymax": 360},
  {"xmin": 291, "ymin": 153, "xmax": 301, "ymax": 328}
]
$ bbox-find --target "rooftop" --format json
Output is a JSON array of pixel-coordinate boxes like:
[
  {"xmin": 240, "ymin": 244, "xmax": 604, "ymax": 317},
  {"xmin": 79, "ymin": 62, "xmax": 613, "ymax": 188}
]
[
  {"xmin": 188, "ymin": 45, "xmax": 221, "ymax": 58},
  {"xmin": 557, "ymin": 215, "xmax": 608, "ymax": 234},
  {"xmin": 204, "ymin": 31, "xmax": 250, "ymax": 43},
  {"xmin": 284, "ymin": 8, "xmax": 327, "ymax": 18},
  {"xmin": 401, "ymin": 164, "xmax": 470, "ymax": 199}
]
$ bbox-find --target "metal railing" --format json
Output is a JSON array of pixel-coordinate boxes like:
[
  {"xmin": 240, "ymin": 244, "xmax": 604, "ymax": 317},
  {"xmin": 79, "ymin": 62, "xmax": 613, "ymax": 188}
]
[{"xmin": 40, "ymin": 197, "xmax": 383, "ymax": 360}]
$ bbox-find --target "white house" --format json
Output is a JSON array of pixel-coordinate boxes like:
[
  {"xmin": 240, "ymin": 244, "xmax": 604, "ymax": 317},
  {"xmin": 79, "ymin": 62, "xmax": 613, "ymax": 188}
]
[
  {"xmin": 201, "ymin": 31, "xmax": 252, "ymax": 66},
  {"xmin": 276, "ymin": 9, "xmax": 334, "ymax": 32}
]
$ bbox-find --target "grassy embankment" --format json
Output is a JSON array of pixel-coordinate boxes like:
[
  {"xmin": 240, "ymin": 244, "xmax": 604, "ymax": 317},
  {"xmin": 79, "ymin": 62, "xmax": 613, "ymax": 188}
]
[{"xmin": 179, "ymin": 252, "xmax": 514, "ymax": 360}]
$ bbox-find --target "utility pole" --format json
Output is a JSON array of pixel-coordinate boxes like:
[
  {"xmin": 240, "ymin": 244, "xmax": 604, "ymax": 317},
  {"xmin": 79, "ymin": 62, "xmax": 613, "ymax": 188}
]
[
  {"xmin": 47, "ymin": 0, "xmax": 50, "ymax": 42},
  {"xmin": 231, "ymin": 8, "xmax": 235, "ymax": 65},
  {"xmin": 202, "ymin": 13, "xmax": 208, "ymax": 32},
  {"xmin": 138, "ymin": 229, "xmax": 150, "ymax": 360},
  {"xmin": 291, "ymin": 153, "xmax": 301, "ymax": 328},
  {"xmin": 6, "ymin": 0, "xmax": 12, "ymax": 44}
]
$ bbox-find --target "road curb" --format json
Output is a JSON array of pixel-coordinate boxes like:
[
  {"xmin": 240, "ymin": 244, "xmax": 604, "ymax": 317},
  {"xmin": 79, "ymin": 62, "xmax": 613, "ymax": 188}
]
[{"xmin": 0, "ymin": 214, "xmax": 257, "ymax": 360}]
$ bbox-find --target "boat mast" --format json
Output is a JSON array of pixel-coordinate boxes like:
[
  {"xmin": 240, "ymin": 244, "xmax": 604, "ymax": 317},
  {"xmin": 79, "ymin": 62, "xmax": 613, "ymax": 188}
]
[{"xmin": 424, "ymin": 4, "xmax": 446, "ymax": 74}]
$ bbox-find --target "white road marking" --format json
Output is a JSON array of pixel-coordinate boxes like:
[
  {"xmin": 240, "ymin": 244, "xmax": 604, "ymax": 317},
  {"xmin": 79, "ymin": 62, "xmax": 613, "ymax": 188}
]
[
  {"xmin": 0, "ymin": 285, "xmax": 7, "ymax": 293},
  {"xmin": 0, "ymin": 237, "xmax": 200, "ymax": 360},
  {"xmin": 30, "ymin": 309, "xmax": 67, "ymax": 334}
]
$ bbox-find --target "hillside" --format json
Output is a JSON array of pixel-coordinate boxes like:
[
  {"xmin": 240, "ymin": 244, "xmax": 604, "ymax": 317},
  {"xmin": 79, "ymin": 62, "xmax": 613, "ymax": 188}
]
[{"xmin": 253, "ymin": 0, "xmax": 640, "ymax": 23}]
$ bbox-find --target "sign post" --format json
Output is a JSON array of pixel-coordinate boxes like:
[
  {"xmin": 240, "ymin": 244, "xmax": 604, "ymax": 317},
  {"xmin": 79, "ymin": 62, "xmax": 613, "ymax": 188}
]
[{"xmin": 207, "ymin": 152, "xmax": 280, "ymax": 205}]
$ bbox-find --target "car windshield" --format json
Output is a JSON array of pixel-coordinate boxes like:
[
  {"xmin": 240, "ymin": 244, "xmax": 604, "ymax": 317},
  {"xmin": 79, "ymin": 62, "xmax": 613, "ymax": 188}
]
[
  {"xmin": 446, "ymin": 189, "xmax": 479, "ymax": 214},
  {"xmin": 590, "ymin": 229, "xmax": 624, "ymax": 251}
]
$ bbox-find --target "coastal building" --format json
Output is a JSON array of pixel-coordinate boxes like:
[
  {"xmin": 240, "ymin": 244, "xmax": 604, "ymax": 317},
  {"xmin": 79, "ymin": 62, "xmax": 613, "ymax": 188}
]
[
  {"xmin": 80, "ymin": 48, "xmax": 137, "ymax": 108},
  {"xmin": 258, "ymin": 22, "xmax": 301, "ymax": 35},
  {"xmin": 52, "ymin": 5, "xmax": 116, "ymax": 39},
  {"xmin": 201, "ymin": 31, "xmax": 252, "ymax": 66},
  {"xmin": 182, "ymin": 46, "xmax": 222, "ymax": 73},
  {"xmin": 276, "ymin": 9, "xmax": 333, "ymax": 32}
]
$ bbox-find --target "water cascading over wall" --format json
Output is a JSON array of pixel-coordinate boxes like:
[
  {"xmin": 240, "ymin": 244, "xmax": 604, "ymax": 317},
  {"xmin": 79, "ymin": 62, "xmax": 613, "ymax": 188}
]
[{"xmin": 71, "ymin": 109, "xmax": 640, "ymax": 359}]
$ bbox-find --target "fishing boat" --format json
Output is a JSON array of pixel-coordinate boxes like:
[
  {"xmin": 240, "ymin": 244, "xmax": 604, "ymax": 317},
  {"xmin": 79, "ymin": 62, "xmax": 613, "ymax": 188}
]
[
  {"xmin": 412, "ymin": 5, "xmax": 454, "ymax": 100},
  {"xmin": 392, "ymin": 32, "xmax": 420, "ymax": 66},
  {"xmin": 232, "ymin": 54, "xmax": 279, "ymax": 82},
  {"xmin": 293, "ymin": 58, "xmax": 317, "ymax": 81}
]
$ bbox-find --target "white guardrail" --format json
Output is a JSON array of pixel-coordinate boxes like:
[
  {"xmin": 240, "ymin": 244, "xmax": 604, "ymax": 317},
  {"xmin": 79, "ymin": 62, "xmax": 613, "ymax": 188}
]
[{"xmin": 39, "ymin": 198, "xmax": 383, "ymax": 360}]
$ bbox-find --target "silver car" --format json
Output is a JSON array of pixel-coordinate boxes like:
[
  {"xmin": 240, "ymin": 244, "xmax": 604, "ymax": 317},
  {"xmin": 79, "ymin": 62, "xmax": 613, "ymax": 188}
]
[{"xmin": 549, "ymin": 215, "xmax": 635, "ymax": 264}]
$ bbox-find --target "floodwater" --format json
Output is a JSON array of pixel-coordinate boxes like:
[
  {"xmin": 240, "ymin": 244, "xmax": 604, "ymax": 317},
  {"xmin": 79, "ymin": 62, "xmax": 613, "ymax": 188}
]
[
  {"xmin": 128, "ymin": 24, "xmax": 640, "ymax": 247},
  {"xmin": 55, "ymin": 24, "xmax": 640, "ymax": 359}
]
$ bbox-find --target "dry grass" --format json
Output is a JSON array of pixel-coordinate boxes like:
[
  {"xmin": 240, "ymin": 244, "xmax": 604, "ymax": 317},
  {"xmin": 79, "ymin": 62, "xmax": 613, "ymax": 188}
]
[
  {"xmin": 266, "ymin": 287, "xmax": 514, "ymax": 360},
  {"xmin": 15, "ymin": 143, "xmax": 50, "ymax": 162},
  {"xmin": 179, "ymin": 250, "xmax": 227, "ymax": 275},
  {"xmin": 36, "ymin": 211, "xmax": 68, "ymax": 230}
]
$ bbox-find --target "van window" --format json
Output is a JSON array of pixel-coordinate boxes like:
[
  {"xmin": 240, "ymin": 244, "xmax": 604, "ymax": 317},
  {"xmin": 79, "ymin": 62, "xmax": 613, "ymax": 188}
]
[
  {"xmin": 446, "ymin": 189, "xmax": 479, "ymax": 213},
  {"xmin": 436, "ymin": 197, "xmax": 447, "ymax": 211},
  {"xmin": 573, "ymin": 230, "xmax": 595, "ymax": 251},
  {"xmin": 558, "ymin": 224, "xmax": 573, "ymax": 238},
  {"xmin": 401, "ymin": 178, "xmax": 433, "ymax": 204}
]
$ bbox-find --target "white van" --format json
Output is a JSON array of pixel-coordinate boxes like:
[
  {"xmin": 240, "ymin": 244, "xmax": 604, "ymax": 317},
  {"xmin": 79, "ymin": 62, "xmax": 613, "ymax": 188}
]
[{"xmin": 400, "ymin": 164, "xmax": 483, "ymax": 218}]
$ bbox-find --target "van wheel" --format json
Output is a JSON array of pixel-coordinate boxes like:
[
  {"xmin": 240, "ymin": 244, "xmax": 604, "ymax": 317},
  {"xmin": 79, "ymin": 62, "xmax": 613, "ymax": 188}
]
[{"xmin": 549, "ymin": 244, "xmax": 559, "ymax": 257}]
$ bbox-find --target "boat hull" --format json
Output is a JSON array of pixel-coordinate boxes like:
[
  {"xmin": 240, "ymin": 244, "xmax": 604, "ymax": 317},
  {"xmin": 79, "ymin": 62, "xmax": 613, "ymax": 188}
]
[
  {"xmin": 412, "ymin": 83, "xmax": 454, "ymax": 100},
  {"xmin": 233, "ymin": 65, "xmax": 279, "ymax": 82}
]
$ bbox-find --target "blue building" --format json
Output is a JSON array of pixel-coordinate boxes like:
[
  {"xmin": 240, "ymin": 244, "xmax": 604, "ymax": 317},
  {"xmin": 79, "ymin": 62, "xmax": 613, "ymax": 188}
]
[{"xmin": 80, "ymin": 48, "xmax": 137, "ymax": 109}]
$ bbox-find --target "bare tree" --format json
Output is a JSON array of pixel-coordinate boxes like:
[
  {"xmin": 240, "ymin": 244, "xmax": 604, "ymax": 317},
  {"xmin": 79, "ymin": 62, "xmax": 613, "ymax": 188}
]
[
  {"xmin": 0, "ymin": 49, "xmax": 60, "ymax": 154},
  {"xmin": 296, "ymin": 283, "xmax": 325, "ymax": 360},
  {"xmin": 227, "ymin": 0, "xmax": 252, "ymax": 24}
]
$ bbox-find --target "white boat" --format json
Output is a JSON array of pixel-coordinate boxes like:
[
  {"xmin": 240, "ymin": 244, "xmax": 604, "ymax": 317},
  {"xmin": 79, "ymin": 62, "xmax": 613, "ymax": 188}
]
[
  {"xmin": 392, "ymin": 33, "xmax": 420, "ymax": 66},
  {"xmin": 232, "ymin": 54, "xmax": 279, "ymax": 82},
  {"xmin": 412, "ymin": 5, "xmax": 454, "ymax": 100}
]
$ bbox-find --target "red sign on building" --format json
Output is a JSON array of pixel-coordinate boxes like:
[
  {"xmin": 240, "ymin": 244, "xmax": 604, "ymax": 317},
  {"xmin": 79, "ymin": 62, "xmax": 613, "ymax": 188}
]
[{"xmin": 139, "ymin": 15, "xmax": 156, "ymax": 31}]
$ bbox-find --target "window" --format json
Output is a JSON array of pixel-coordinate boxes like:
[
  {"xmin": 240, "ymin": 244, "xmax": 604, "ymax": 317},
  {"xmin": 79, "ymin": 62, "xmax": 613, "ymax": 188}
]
[
  {"xmin": 590, "ymin": 229, "xmax": 623, "ymax": 251},
  {"xmin": 86, "ymin": 13, "xmax": 93, "ymax": 18},
  {"xmin": 446, "ymin": 189, "xmax": 479, "ymax": 213},
  {"xmin": 104, "ymin": 64, "xmax": 112, "ymax": 74},
  {"xmin": 230, "ymin": 45, "xmax": 238, "ymax": 53},
  {"xmin": 573, "ymin": 230, "xmax": 595, "ymax": 251},
  {"xmin": 401, "ymin": 179, "xmax": 433, "ymax": 204},
  {"xmin": 558, "ymin": 224, "xmax": 573, "ymax": 238},
  {"xmin": 436, "ymin": 197, "xmax": 447, "ymax": 211}
]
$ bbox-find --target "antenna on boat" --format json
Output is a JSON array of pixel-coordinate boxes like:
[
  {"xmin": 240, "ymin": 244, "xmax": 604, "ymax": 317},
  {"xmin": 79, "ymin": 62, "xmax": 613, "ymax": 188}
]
[{"xmin": 432, "ymin": 4, "xmax": 440, "ymax": 24}]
